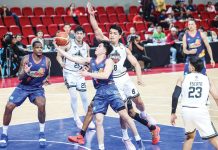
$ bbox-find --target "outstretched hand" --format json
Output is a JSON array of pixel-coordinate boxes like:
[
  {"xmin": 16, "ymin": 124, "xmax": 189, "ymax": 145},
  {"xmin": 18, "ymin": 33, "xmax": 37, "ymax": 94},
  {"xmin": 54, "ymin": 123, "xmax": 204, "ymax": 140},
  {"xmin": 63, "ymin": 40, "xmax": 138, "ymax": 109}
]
[
  {"xmin": 87, "ymin": 0, "xmax": 97, "ymax": 15},
  {"xmin": 24, "ymin": 63, "xmax": 32, "ymax": 74}
]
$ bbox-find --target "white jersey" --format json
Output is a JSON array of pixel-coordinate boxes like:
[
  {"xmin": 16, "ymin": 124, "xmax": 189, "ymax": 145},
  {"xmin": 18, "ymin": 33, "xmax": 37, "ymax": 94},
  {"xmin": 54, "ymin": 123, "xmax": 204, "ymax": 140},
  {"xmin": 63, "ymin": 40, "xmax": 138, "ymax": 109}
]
[
  {"xmin": 181, "ymin": 73, "xmax": 210, "ymax": 108},
  {"xmin": 63, "ymin": 39, "xmax": 88, "ymax": 73},
  {"xmin": 110, "ymin": 43, "xmax": 127, "ymax": 77}
]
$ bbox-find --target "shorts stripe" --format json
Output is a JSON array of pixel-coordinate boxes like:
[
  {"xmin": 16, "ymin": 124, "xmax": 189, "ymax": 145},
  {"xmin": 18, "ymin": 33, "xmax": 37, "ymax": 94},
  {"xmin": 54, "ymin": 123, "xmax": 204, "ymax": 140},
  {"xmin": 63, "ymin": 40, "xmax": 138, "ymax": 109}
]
[
  {"xmin": 202, "ymin": 122, "xmax": 218, "ymax": 140},
  {"xmin": 185, "ymin": 129, "xmax": 196, "ymax": 135},
  {"xmin": 127, "ymin": 93, "xmax": 140, "ymax": 100},
  {"xmin": 76, "ymin": 88, "xmax": 87, "ymax": 92}
]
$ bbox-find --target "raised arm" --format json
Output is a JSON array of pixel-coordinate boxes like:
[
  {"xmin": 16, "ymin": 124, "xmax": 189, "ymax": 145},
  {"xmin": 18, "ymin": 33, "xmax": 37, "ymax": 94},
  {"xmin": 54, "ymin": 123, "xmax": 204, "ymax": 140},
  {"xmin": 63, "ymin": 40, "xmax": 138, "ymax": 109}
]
[{"xmin": 87, "ymin": 1, "xmax": 109, "ymax": 41}]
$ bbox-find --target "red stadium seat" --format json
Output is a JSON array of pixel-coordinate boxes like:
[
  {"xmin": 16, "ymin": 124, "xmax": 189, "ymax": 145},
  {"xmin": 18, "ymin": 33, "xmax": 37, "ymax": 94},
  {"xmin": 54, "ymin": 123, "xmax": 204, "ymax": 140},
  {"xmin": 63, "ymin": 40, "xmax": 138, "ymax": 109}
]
[
  {"xmin": 174, "ymin": 21, "xmax": 185, "ymax": 30},
  {"xmin": 88, "ymin": 32, "xmax": 95, "ymax": 46},
  {"xmin": 96, "ymin": 6, "xmax": 106, "ymax": 15},
  {"xmin": 33, "ymin": 7, "xmax": 44, "ymax": 16},
  {"xmin": 21, "ymin": 37, "xmax": 29, "ymax": 45},
  {"xmin": 19, "ymin": 16, "xmax": 31, "ymax": 26},
  {"xmin": 30, "ymin": 16, "xmax": 43, "ymax": 27},
  {"xmin": 197, "ymin": 4, "xmax": 205, "ymax": 12},
  {"xmin": 22, "ymin": 7, "xmax": 33, "ymax": 16},
  {"xmin": 0, "ymin": 18, "xmax": 4, "ymax": 26},
  {"xmin": 52, "ymin": 15, "xmax": 64, "ymax": 25},
  {"xmin": 28, "ymin": 35, "xmax": 36, "ymax": 44},
  {"xmin": 22, "ymin": 25, "xmax": 35, "ymax": 37},
  {"xmin": 127, "ymin": 14, "xmax": 135, "ymax": 22},
  {"xmin": 45, "ymin": 7, "xmax": 55, "ymax": 16},
  {"xmin": 105, "ymin": 23, "xmax": 114, "ymax": 32},
  {"xmin": 82, "ymin": 23, "xmax": 93, "ymax": 33},
  {"xmin": 55, "ymin": 7, "xmax": 65, "ymax": 15},
  {"xmin": 3, "ymin": 16, "xmax": 16, "ymax": 27},
  {"xmin": 76, "ymin": 7, "xmax": 86, "ymax": 15},
  {"xmin": 10, "ymin": 7, "xmax": 22, "ymax": 16},
  {"xmin": 135, "ymin": 22, "xmax": 146, "ymax": 32},
  {"xmin": 125, "ymin": 22, "xmax": 134, "ymax": 31},
  {"xmin": 108, "ymin": 14, "xmax": 118, "ymax": 23},
  {"xmin": 200, "ymin": 20, "xmax": 209, "ymax": 30},
  {"xmin": 9, "ymin": 25, "xmax": 22, "ymax": 35},
  {"xmin": 41, "ymin": 16, "xmax": 53, "ymax": 26},
  {"xmin": 36, "ymin": 25, "xmax": 49, "ymax": 37},
  {"xmin": 129, "ymin": 6, "xmax": 138, "ymax": 14},
  {"xmin": 98, "ymin": 14, "xmax": 109, "ymax": 23},
  {"xmin": 117, "ymin": 23, "xmax": 127, "ymax": 32},
  {"xmin": 209, "ymin": 12, "xmax": 216, "ymax": 19},
  {"xmin": 118, "ymin": 14, "xmax": 127, "ymax": 23},
  {"xmin": 78, "ymin": 15, "xmax": 89, "ymax": 25},
  {"xmin": 63, "ymin": 16, "xmax": 75, "ymax": 24},
  {"xmin": 98, "ymin": 23, "xmax": 107, "ymax": 32},
  {"xmin": 115, "ymin": 6, "xmax": 125, "ymax": 14},
  {"xmin": 200, "ymin": 12, "xmax": 209, "ymax": 20},
  {"xmin": 48, "ymin": 24, "xmax": 58, "ymax": 37},
  {"xmin": 0, "ymin": 26, "xmax": 8, "ymax": 39},
  {"xmin": 106, "ymin": 6, "xmax": 116, "ymax": 15}
]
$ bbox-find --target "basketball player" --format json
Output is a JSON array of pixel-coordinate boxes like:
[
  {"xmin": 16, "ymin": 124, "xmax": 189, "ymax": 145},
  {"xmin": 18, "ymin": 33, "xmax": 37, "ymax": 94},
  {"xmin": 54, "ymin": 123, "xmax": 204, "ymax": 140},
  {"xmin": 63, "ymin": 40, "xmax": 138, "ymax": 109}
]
[
  {"xmin": 63, "ymin": 23, "xmax": 75, "ymax": 39},
  {"xmin": 67, "ymin": 2, "xmax": 160, "ymax": 149},
  {"xmin": 56, "ymin": 26, "xmax": 95, "ymax": 129},
  {"xmin": 183, "ymin": 20, "xmax": 215, "ymax": 75},
  {"xmin": 0, "ymin": 41, "xmax": 51, "ymax": 148},
  {"xmin": 57, "ymin": 40, "xmax": 145, "ymax": 150},
  {"xmin": 171, "ymin": 57, "xmax": 218, "ymax": 150}
]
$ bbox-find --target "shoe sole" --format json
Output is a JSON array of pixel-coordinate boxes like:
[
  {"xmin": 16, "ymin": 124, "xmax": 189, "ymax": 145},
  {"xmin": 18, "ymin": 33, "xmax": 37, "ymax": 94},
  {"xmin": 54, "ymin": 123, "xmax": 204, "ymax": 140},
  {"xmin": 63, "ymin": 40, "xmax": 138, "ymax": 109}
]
[
  {"xmin": 68, "ymin": 137, "xmax": 85, "ymax": 145},
  {"xmin": 152, "ymin": 127, "xmax": 160, "ymax": 145}
]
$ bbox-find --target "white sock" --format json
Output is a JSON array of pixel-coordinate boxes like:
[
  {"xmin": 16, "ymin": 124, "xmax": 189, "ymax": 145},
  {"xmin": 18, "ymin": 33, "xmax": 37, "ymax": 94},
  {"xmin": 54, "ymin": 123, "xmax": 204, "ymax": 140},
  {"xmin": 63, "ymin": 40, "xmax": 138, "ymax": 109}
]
[
  {"xmin": 140, "ymin": 111, "xmax": 147, "ymax": 119},
  {"xmin": 134, "ymin": 135, "xmax": 141, "ymax": 141},
  {"xmin": 99, "ymin": 144, "xmax": 105, "ymax": 150},
  {"xmin": 2, "ymin": 125, "xmax": 8, "ymax": 135},
  {"xmin": 122, "ymin": 129, "xmax": 129, "ymax": 140},
  {"xmin": 39, "ymin": 123, "xmax": 45, "ymax": 133},
  {"xmin": 69, "ymin": 88, "xmax": 79, "ymax": 120},
  {"xmin": 79, "ymin": 91, "xmax": 89, "ymax": 113}
]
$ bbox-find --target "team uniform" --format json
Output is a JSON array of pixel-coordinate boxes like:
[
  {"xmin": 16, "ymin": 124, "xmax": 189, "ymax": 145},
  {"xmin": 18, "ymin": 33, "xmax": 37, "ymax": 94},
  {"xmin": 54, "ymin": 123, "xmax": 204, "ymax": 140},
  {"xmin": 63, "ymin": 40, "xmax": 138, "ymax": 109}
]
[
  {"xmin": 181, "ymin": 73, "xmax": 218, "ymax": 139},
  {"xmin": 9, "ymin": 54, "xmax": 48, "ymax": 106},
  {"xmin": 90, "ymin": 58, "xmax": 125, "ymax": 115},
  {"xmin": 184, "ymin": 31, "xmax": 206, "ymax": 75},
  {"xmin": 109, "ymin": 43, "xmax": 139, "ymax": 101},
  {"xmin": 63, "ymin": 39, "xmax": 88, "ymax": 91}
]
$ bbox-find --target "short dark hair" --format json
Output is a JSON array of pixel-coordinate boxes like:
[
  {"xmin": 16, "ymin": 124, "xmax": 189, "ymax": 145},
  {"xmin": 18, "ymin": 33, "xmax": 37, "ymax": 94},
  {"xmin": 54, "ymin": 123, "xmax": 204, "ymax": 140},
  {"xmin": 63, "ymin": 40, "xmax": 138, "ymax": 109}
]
[
  {"xmin": 189, "ymin": 57, "xmax": 204, "ymax": 73},
  {"xmin": 74, "ymin": 26, "xmax": 85, "ymax": 33},
  {"xmin": 32, "ymin": 41, "xmax": 42, "ymax": 47},
  {"xmin": 64, "ymin": 23, "xmax": 71, "ymax": 27},
  {"xmin": 100, "ymin": 40, "xmax": 113, "ymax": 56},
  {"xmin": 109, "ymin": 24, "xmax": 122, "ymax": 35}
]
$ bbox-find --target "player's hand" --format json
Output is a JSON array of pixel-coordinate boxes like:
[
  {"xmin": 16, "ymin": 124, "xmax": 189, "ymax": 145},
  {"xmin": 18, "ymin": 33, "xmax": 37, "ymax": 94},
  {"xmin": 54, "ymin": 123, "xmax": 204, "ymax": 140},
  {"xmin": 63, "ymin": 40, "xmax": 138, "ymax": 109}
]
[
  {"xmin": 43, "ymin": 79, "xmax": 51, "ymax": 86},
  {"xmin": 137, "ymin": 78, "xmax": 144, "ymax": 86},
  {"xmin": 79, "ymin": 70, "xmax": 90, "ymax": 77},
  {"xmin": 60, "ymin": 62, "xmax": 65, "ymax": 68},
  {"xmin": 24, "ymin": 63, "xmax": 32, "ymax": 74},
  {"xmin": 210, "ymin": 59, "xmax": 215, "ymax": 68},
  {"xmin": 87, "ymin": 0, "xmax": 97, "ymax": 15},
  {"xmin": 170, "ymin": 113, "xmax": 177, "ymax": 126},
  {"xmin": 189, "ymin": 49, "xmax": 197, "ymax": 54}
]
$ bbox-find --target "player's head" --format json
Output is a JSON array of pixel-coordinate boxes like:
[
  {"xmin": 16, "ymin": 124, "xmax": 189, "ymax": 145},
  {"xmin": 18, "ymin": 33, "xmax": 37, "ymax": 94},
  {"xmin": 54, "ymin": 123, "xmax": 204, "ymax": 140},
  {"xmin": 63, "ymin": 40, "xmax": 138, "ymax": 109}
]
[
  {"xmin": 95, "ymin": 40, "xmax": 113, "ymax": 56},
  {"xmin": 32, "ymin": 41, "xmax": 43, "ymax": 57},
  {"xmin": 63, "ymin": 23, "xmax": 71, "ymax": 34},
  {"xmin": 109, "ymin": 24, "xmax": 122, "ymax": 44},
  {"xmin": 74, "ymin": 26, "xmax": 85, "ymax": 42},
  {"xmin": 188, "ymin": 20, "xmax": 196, "ymax": 31},
  {"xmin": 189, "ymin": 57, "xmax": 204, "ymax": 73}
]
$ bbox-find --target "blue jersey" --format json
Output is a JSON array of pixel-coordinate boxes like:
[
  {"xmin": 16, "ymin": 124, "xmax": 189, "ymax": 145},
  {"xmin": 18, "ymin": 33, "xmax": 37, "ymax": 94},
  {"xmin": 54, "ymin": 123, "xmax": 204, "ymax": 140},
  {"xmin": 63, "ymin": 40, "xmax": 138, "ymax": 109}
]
[
  {"xmin": 18, "ymin": 54, "xmax": 48, "ymax": 90},
  {"xmin": 90, "ymin": 58, "xmax": 114, "ymax": 89},
  {"xmin": 186, "ymin": 31, "xmax": 206, "ymax": 58}
]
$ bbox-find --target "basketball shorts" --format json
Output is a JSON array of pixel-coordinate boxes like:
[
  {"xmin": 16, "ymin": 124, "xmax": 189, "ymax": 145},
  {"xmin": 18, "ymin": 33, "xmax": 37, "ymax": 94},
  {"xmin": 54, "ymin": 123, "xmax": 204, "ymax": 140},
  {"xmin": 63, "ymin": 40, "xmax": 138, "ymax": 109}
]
[
  {"xmin": 63, "ymin": 70, "xmax": 86, "ymax": 92},
  {"xmin": 113, "ymin": 73, "xmax": 139, "ymax": 101},
  {"xmin": 93, "ymin": 83, "xmax": 125, "ymax": 115},
  {"xmin": 184, "ymin": 57, "xmax": 206, "ymax": 75},
  {"xmin": 9, "ymin": 87, "xmax": 45, "ymax": 106},
  {"xmin": 181, "ymin": 106, "xmax": 218, "ymax": 140}
]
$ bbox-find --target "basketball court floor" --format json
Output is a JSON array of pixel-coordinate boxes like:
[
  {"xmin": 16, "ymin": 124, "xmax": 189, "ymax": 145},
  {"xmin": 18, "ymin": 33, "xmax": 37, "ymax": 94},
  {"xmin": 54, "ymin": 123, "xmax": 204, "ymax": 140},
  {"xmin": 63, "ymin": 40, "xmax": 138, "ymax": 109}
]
[{"xmin": 0, "ymin": 64, "xmax": 217, "ymax": 150}]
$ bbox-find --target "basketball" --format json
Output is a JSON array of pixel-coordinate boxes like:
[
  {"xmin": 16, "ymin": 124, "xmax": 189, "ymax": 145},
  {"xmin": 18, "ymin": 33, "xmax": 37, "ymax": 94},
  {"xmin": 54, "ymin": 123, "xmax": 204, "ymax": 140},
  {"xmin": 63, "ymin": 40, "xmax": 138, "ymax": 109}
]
[{"xmin": 54, "ymin": 32, "xmax": 69, "ymax": 46}]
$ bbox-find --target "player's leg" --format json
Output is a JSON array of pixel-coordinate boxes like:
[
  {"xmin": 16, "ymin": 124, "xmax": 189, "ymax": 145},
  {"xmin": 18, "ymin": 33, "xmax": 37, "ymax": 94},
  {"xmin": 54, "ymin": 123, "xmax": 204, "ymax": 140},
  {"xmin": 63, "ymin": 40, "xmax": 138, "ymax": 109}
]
[
  {"xmin": 183, "ymin": 130, "xmax": 196, "ymax": 150},
  {"xmin": 95, "ymin": 113, "xmax": 105, "ymax": 150},
  {"xmin": 184, "ymin": 57, "xmax": 189, "ymax": 75},
  {"xmin": 0, "ymin": 87, "xmax": 28, "ymax": 148},
  {"xmin": 208, "ymin": 136, "xmax": 218, "ymax": 149}
]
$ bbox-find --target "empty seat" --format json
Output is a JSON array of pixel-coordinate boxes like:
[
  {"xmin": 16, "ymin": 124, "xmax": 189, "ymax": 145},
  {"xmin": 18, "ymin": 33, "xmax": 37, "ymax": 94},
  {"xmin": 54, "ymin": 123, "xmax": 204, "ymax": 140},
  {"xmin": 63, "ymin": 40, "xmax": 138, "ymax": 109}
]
[
  {"xmin": 33, "ymin": 7, "xmax": 44, "ymax": 16},
  {"xmin": 76, "ymin": 6, "xmax": 86, "ymax": 15},
  {"xmin": 115, "ymin": 6, "xmax": 125, "ymax": 14},
  {"xmin": 127, "ymin": 14, "xmax": 135, "ymax": 22},
  {"xmin": 197, "ymin": 4, "xmax": 205, "ymax": 12},
  {"xmin": 106, "ymin": 6, "xmax": 116, "ymax": 14},
  {"xmin": 52, "ymin": 15, "xmax": 64, "ymax": 25},
  {"xmin": 174, "ymin": 21, "xmax": 185, "ymax": 30},
  {"xmin": 36, "ymin": 24, "xmax": 49, "ymax": 34},
  {"xmin": 63, "ymin": 16, "xmax": 75, "ymax": 24},
  {"xmin": 78, "ymin": 15, "xmax": 89, "ymax": 25},
  {"xmin": 41, "ymin": 16, "xmax": 53, "ymax": 26},
  {"xmin": 48, "ymin": 24, "xmax": 58, "ymax": 37},
  {"xmin": 125, "ymin": 22, "xmax": 134, "ymax": 31},
  {"xmin": 22, "ymin": 7, "xmax": 33, "ymax": 16},
  {"xmin": 135, "ymin": 22, "xmax": 146, "ymax": 32},
  {"xmin": 96, "ymin": 6, "xmax": 106, "ymax": 15},
  {"xmin": 22, "ymin": 25, "xmax": 35, "ymax": 37},
  {"xmin": 9, "ymin": 25, "xmax": 22, "ymax": 35},
  {"xmin": 118, "ymin": 14, "xmax": 127, "ymax": 23},
  {"xmin": 117, "ymin": 23, "xmax": 127, "ymax": 32},
  {"xmin": 3, "ymin": 16, "xmax": 16, "ymax": 27},
  {"xmin": 98, "ymin": 23, "xmax": 107, "ymax": 32},
  {"xmin": 19, "ymin": 16, "xmax": 31, "ymax": 26},
  {"xmin": 200, "ymin": 20, "xmax": 209, "ymax": 30},
  {"xmin": 129, "ymin": 6, "xmax": 138, "ymax": 14},
  {"xmin": 98, "ymin": 14, "xmax": 109, "ymax": 23},
  {"xmin": 0, "ymin": 26, "xmax": 8, "ymax": 39},
  {"xmin": 0, "ymin": 18, "xmax": 4, "ymax": 26},
  {"xmin": 82, "ymin": 23, "xmax": 93, "ymax": 33},
  {"xmin": 10, "ymin": 7, "xmax": 22, "ymax": 16},
  {"xmin": 30, "ymin": 16, "xmax": 42, "ymax": 27},
  {"xmin": 21, "ymin": 37, "xmax": 29, "ymax": 45},
  {"xmin": 105, "ymin": 23, "xmax": 114, "ymax": 32},
  {"xmin": 45, "ymin": 7, "xmax": 55, "ymax": 16},
  {"xmin": 108, "ymin": 14, "xmax": 118, "ymax": 23},
  {"xmin": 55, "ymin": 7, "xmax": 65, "ymax": 15}
]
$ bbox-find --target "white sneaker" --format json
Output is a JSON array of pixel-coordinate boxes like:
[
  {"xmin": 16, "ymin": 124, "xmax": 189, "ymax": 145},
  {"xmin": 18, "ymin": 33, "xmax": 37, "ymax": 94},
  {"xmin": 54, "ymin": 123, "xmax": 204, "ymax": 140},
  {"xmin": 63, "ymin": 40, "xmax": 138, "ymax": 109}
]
[
  {"xmin": 122, "ymin": 139, "xmax": 136, "ymax": 150},
  {"xmin": 75, "ymin": 119, "xmax": 83, "ymax": 129},
  {"xmin": 140, "ymin": 113, "xmax": 157, "ymax": 125},
  {"xmin": 88, "ymin": 121, "xmax": 95, "ymax": 130}
]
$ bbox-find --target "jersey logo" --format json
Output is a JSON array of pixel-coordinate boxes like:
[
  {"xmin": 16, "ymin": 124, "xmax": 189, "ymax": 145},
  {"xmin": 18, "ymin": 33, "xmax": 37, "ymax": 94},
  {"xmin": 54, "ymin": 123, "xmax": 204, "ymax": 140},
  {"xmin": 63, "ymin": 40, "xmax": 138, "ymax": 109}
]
[
  {"xmin": 110, "ymin": 50, "xmax": 121, "ymax": 64},
  {"xmin": 28, "ymin": 68, "xmax": 45, "ymax": 77}
]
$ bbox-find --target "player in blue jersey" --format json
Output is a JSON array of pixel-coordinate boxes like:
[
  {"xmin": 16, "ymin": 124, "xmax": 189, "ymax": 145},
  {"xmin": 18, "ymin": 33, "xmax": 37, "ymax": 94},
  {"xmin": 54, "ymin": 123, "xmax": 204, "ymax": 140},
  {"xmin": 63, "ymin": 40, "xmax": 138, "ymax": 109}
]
[
  {"xmin": 0, "ymin": 41, "xmax": 51, "ymax": 148},
  {"xmin": 183, "ymin": 20, "xmax": 215, "ymax": 75},
  {"xmin": 57, "ymin": 40, "xmax": 145, "ymax": 150}
]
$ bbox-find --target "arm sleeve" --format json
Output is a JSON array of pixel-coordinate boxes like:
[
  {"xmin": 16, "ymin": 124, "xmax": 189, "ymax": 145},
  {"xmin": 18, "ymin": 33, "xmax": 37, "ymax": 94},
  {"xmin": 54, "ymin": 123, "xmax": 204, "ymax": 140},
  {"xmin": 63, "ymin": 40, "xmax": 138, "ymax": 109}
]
[{"xmin": 171, "ymin": 85, "xmax": 182, "ymax": 114}]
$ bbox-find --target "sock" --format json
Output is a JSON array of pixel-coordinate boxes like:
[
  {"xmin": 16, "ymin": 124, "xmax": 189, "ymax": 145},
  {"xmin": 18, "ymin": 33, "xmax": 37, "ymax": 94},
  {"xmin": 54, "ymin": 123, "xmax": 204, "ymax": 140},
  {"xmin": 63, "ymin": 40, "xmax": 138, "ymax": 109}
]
[
  {"xmin": 39, "ymin": 123, "xmax": 45, "ymax": 133},
  {"xmin": 80, "ymin": 130, "xmax": 86, "ymax": 137},
  {"xmin": 2, "ymin": 125, "xmax": 8, "ymax": 135},
  {"xmin": 134, "ymin": 135, "xmax": 141, "ymax": 141},
  {"xmin": 140, "ymin": 111, "xmax": 147, "ymax": 119},
  {"xmin": 99, "ymin": 144, "xmax": 105, "ymax": 150},
  {"xmin": 69, "ymin": 88, "xmax": 79, "ymax": 120},
  {"xmin": 79, "ymin": 91, "xmax": 89, "ymax": 113},
  {"xmin": 133, "ymin": 113, "xmax": 156, "ymax": 131},
  {"xmin": 122, "ymin": 129, "xmax": 129, "ymax": 140}
]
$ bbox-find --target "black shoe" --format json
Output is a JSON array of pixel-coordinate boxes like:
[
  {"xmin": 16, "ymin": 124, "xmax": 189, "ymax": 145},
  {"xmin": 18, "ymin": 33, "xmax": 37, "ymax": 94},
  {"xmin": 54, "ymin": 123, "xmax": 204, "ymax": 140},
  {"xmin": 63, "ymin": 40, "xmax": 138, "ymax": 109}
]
[{"xmin": 0, "ymin": 134, "xmax": 8, "ymax": 148}]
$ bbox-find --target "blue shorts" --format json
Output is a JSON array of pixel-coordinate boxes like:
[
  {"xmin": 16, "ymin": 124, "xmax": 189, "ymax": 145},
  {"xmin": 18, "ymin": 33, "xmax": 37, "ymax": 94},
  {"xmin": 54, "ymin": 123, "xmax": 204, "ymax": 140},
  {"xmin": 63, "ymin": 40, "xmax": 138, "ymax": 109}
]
[
  {"xmin": 9, "ymin": 87, "xmax": 45, "ymax": 106},
  {"xmin": 184, "ymin": 57, "xmax": 206, "ymax": 75},
  {"xmin": 93, "ymin": 84, "xmax": 125, "ymax": 115}
]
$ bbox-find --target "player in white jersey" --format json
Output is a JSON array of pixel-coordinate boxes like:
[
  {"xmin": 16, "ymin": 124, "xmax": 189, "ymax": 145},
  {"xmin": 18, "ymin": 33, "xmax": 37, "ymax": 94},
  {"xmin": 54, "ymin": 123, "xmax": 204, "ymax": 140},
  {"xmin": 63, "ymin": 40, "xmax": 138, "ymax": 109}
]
[
  {"xmin": 56, "ymin": 26, "xmax": 95, "ymax": 129},
  {"xmin": 171, "ymin": 57, "xmax": 218, "ymax": 150}
]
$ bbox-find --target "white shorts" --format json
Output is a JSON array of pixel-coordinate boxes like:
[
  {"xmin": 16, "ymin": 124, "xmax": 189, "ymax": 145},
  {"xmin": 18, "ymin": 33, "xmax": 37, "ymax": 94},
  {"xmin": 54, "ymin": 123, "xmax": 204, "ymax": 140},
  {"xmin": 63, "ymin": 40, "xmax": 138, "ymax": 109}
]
[
  {"xmin": 113, "ymin": 73, "xmax": 139, "ymax": 101},
  {"xmin": 181, "ymin": 106, "xmax": 218, "ymax": 140},
  {"xmin": 63, "ymin": 70, "xmax": 86, "ymax": 92}
]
